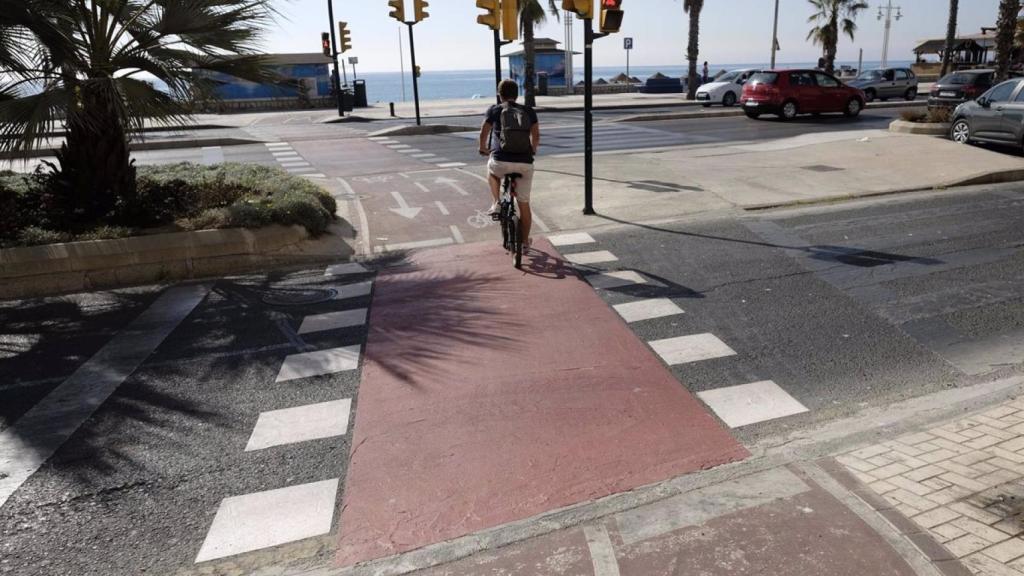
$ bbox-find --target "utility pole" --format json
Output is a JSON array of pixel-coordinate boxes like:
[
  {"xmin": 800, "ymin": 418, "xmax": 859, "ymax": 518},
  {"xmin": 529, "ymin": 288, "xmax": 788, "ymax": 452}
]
[
  {"xmin": 584, "ymin": 16, "xmax": 596, "ymax": 215},
  {"xmin": 399, "ymin": 27, "xmax": 406, "ymax": 102},
  {"xmin": 325, "ymin": 0, "xmax": 344, "ymax": 117},
  {"xmin": 565, "ymin": 11, "xmax": 574, "ymax": 91},
  {"xmin": 408, "ymin": 23, "xmax": 421, "ymax": 125},
  {"xmin": 770, "ymin": 0, "xmax": 780, "ymax": 68},
  {"xmin": 877, "ymin": 0, "xmax": 903, "ymax": 68}
]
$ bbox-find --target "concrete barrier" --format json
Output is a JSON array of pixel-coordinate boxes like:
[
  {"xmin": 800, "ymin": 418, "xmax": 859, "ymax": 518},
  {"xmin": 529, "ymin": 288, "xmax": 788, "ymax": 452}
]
[
  {"xmin": 0, "ymin": 225, "xmax": 349, "ymax": 300},
  {"xmin": 889, "ymin": 119, "xmax": 951, "ymax": 136}
]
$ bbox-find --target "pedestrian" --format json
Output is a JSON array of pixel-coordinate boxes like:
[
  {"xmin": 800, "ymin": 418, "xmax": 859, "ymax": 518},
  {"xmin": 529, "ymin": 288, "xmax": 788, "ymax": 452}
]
[
  {"xmin": 702, "ymin": 61, "xmax": 710, "ymax": 84},
  {"xmin": 817, "ymin": 57, "xmax": 827, "ymax": 71}
]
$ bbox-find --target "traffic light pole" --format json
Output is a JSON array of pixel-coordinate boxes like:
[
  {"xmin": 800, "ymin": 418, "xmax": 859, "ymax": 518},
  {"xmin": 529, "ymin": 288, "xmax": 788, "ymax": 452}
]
[
  {"xmin": 407, "ymin": 23, "xmax": 422, "ymax": 126},
  {"xmin": 326, "ymin": 0, "xmax": 344, "ymax": 117},
  {"xmin": 494, "ymin": 29, "xmax": 503, "ymax": 105}
]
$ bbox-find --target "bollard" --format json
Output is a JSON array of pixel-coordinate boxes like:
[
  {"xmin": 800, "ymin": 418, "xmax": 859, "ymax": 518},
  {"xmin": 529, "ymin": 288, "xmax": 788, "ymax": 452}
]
[{"xmin": 390, "ymin": 102, "xmax": 396, "ymax": 117}]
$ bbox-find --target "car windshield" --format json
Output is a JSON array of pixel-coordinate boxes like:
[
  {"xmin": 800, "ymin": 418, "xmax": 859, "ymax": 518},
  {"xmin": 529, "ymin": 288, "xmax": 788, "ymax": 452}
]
[
  {"xmin": 748, "ymin": 72, "xmax": 778, "ymax": 85},
  {"xmin": 717, "ymin": 71, "xmax": 742, "ymax": 83},
  {"xmin": 939, "ymin": 73, "xmax": 974, "ymax": 85},
  {"xmin": 857, "ymin": 70, "xmax": 883, "ymax": 80}
]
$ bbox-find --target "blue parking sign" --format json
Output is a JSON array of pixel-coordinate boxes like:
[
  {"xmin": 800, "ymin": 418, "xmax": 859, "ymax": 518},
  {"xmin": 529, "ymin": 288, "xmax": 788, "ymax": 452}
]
[{"xmin": 624, "ymin": 38, "xmax": 634, "ymax": 50}]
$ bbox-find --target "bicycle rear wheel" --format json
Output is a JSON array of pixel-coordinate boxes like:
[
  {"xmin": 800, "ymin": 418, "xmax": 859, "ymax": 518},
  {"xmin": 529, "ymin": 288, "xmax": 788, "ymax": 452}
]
[{"xmin": 510, "ymin": 218, "xmax": 522, "ymax": 268}]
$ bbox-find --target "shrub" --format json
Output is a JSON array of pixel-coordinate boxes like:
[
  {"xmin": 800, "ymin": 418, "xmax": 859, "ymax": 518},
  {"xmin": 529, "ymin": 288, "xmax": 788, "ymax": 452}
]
[
  {"xmin": 926, "ymin": 107, "xmax": 952, "ymax": 124},
  {"xmin": 17, "ymin": 226, "xmax": 72, "ymax": 246},
  {"xmin": 1, "ymin": 162, "xmax": 337, "ymax": 247},
  {"xmin": 900, "ymin": 110, "xmax": 927, "ymax": 123}
]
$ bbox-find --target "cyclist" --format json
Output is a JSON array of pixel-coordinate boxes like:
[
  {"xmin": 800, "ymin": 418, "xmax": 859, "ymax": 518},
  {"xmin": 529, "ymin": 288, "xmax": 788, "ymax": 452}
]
[{"xmin": 478, "ymin": 79, "xmax": 540, "ymax": 248}]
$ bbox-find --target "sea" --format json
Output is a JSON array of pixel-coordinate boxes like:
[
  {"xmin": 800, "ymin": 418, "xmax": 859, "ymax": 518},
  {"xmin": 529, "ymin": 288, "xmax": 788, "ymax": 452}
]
[{"xmin": 354, "ymin": 60, "xmax": 915, "ymax": 104}]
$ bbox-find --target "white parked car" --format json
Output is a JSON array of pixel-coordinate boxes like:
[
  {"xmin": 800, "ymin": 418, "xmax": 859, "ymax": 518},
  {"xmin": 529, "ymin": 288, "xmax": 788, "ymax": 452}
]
[{"xmin": 695, "ymin": 68, "xmax": 760, "ymax": 107}]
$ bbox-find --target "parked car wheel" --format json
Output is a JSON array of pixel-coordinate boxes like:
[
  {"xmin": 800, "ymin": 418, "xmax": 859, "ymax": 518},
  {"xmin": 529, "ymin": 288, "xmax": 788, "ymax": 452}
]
[
  {"xmin": 702, "ymin": 103, "xmax": 712, "ymax": 108},
  {"xmin": 844, "ymin": 98, "xmax": 863, "ymax": 118},
  {"xmin": 780, "ymin": 101, "xmax": 798, "ymax": 120},
  {"xmin": 722, "ymin": 92, "xmax": 737, "ymax": 107},
  {"xmin": 864, "ymin": 89, "xmax": 876, "ymax": 103},
  {"xmin": 744, "ymin": 110, "xmax": 761, "ymax": 119},
  {"xmin": 950, "ymin": 119, "xmax": 971, "ymax": 144},
  {"xmin": 905, "ymin": 87, "xmax": 918, "ymax": 101}
]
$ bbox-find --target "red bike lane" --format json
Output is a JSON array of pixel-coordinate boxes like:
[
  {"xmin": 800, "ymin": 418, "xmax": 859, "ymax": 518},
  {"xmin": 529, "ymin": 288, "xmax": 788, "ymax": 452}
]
[{"xmin": 337, "ymin": 239, "xmax": 749, "ymax": 567}]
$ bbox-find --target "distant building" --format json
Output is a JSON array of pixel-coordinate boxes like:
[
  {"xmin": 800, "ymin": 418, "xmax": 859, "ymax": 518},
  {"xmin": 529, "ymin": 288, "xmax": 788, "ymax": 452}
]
[
  {"xmin": 504, "ymin": 38, "xmax": 574, "ymax": 92},
  {"xmin": 194, "ymin": 53, "xmax": 335, "ymax": 110},
  {"xmin": 911, "ymin": 28, "xmax": 998, "ymax": 81}
]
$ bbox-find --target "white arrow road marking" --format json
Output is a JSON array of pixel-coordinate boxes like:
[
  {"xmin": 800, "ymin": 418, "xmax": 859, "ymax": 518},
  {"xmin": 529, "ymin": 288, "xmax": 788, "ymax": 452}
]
[
  {"xmin": 389, "ymin": 191, "xmax": 422, "ymax": 219},
  {"xmin": 435, "ymin": 177, "xmax": 470, "ymax": 196}
]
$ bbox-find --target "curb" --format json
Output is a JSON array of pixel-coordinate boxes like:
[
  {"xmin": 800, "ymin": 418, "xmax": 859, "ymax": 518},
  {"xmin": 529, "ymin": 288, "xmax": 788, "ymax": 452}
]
[
  {"xmin": 612, "ymin": 100, "xmax": 926, "ymax": 123},
  {"xmin": 743, "ymin": 167, "xmax": 1024, "ymax": 211},
  {"xmin": 888, "ymin": 119, "xmax": 951, "ymax": 136},
  {"xmin": 0, "ymin": 137, "xmax": 262, "ymax": 160},
  {"xmin": 367, "ymin": 124, "xmax": 476, "ymax": 137}
]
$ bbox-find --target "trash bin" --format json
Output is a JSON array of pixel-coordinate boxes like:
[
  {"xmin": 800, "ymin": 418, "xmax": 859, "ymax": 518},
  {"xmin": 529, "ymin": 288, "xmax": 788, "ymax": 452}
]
[
  {"xmin": 538, "ymin": 72, "xmax": 549, "ymax": 96},
  {"xmin": 354, "ymin": 80, "xmax": 368, "ymax": 108},
  {"xmin": 341, "ymin": 89, "xmax": 354, "ymax": 112}
]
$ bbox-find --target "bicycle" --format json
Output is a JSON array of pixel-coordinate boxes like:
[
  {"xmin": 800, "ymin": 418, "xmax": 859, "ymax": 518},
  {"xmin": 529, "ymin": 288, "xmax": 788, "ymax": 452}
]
[{"xmin": 492, "ymin": 172, "xmax": 523, "ymax": 269}]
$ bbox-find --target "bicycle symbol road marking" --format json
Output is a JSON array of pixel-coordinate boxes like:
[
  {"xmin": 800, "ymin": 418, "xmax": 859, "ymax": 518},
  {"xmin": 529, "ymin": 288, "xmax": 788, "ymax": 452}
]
[{"xmin": 467, "ymin": 210, "xmax": 494, "ymax": 229}]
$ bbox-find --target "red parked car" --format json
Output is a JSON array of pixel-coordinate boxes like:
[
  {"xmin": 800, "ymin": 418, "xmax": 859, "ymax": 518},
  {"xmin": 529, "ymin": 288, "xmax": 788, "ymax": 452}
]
[{"xmin": 740, "ymin": 69, "xmax": 867, "ymax": 120}]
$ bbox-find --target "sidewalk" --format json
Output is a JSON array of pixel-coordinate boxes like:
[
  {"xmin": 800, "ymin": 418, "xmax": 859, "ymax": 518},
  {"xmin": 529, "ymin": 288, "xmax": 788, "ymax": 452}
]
[{"xmin": 527, "ymin": 131, "xmax": 1024, "ymax": 233}]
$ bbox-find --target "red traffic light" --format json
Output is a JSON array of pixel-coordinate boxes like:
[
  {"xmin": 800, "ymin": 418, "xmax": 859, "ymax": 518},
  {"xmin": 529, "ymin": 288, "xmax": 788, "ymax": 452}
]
[
  {"xmin": 321, "ymin": 32, "xmax": 331, "ymax": 57},
  {"xmin": 602, "ymin": 0, "xmax": 621, "ymax": 6}
]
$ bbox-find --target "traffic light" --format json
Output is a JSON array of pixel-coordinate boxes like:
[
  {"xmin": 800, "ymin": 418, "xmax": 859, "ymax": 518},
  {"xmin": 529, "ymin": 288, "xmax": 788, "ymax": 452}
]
[
  {"xmin": 388, "ymin": 0, "xmax": 405, "ymax": 22},
  {"xmin": 502, "ymin": 0, "xmax": 519, "ymax": 41},
  {"xmin": 338, "ymin": 21, "xmax": 352, "ymax": 53},
  {"xmin": 599, "ymin": 0, "xmax": 623, "ymax": 33},
  {"xmin": 321, "ymin": 32, "xmax": 331, "ymax": 57},
  {"xmin": 476, "ymin": 0, "xmax": 499, "ymax": 30},
  {"xmin": 562, "ymin": 0, "xmax": 592, "ymax": 19},
  {"xmin": 413, "ymin": 0, "xmax": 429, "ymax": 22}
]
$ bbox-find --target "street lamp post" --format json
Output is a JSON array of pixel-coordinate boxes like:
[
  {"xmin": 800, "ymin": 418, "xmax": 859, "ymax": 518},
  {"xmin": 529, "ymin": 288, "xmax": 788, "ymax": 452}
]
[
  {"xmin": 770, "ymin": 0, "xmax": 780, "ymax": 69},
  {"xmin": 877, "ymin": 0, "xmax": 903, "ymax": 69}
]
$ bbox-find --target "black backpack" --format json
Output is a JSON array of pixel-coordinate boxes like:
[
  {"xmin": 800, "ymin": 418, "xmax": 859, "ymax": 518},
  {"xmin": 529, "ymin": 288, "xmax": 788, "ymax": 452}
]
[{"xmin": 498, "ymin": 103, "xmax": 534, "ymax": 156}]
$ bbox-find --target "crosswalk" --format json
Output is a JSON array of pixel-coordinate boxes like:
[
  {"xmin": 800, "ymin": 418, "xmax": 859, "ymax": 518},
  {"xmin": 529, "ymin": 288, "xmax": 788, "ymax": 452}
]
[
  {"xmin": 264, "ymin": 142, "xmax": 327, "ymax": 179},
  {"xmin": 549, "ymin": 232, "xmax": 810, "ymax": 431},
  {"xmin": 368, "ymin": 135, "xmax": 467, "ymax": 169},
  {"xmin": 451, "ymin": 123, "xmax": 711, "ymax": 156},
  {"xmin": 194, "ymin": 262, "xmax": 373, "ymax": 564}
]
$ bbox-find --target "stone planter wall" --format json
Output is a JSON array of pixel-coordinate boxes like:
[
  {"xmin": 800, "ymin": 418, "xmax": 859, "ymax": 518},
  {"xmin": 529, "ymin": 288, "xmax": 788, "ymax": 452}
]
[{"xmin": 0, "ymin": 225, "xmax": 324, "ymax": 299}]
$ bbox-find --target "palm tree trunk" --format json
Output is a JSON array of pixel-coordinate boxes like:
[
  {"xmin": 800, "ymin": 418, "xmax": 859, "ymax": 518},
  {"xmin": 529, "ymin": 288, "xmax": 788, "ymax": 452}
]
[
  {"xmin": 686, "ymin": 7, "xmax": 701, "ymax": 99},
  {"xmin": 524, "ymin": 21, "xmax": 537, "ymax": 107},
  {"xmin": 940, "ymin": 0, "xmax": 959, "ymax": 77},
  {"xmin": 995, "ymin": 0, "xmax": 1021, "ymax": 81},
  {"xmin": 56, "ymin": 84, "xmax": 136, "ymax": 223},
  {"xmin": 825, "ymin": 14, "xmax": 839, "ymax": 75}
]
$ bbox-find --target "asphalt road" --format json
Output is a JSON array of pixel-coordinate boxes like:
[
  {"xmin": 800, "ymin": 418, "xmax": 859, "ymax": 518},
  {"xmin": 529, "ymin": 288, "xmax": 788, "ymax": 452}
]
[
  {"xmin": 561, "ymin": 183, "xmax": 1024, "ymax": 443},
  {"xmin": 1, "ymin": 182, "xmax": 1022, "ymax": 574}
]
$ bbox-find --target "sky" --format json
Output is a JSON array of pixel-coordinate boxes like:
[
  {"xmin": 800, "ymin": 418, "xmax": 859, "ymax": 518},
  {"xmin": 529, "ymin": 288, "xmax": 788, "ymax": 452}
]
[{"xmin": 262, "ymin": 0, "xmax": 1002, "ymax": 72}]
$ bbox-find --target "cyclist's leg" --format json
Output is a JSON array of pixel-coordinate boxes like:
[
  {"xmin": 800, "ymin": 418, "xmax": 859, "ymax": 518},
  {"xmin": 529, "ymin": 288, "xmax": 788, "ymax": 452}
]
[
  {"xmin": 486, "ymin": 157, "xmax": 502, "ymax": 210},
  {"xmin": 515, "ymin": 165, "xmax": 535, "ymax": 246}
]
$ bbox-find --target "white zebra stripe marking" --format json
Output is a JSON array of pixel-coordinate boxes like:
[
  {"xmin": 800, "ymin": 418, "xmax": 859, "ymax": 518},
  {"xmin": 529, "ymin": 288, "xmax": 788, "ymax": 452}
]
[
  {"xmin": 245, "ymin": 399, "xmax": 352, "ymax": 452},
  {"xmin": 613, "ymin": 299, "xmax": 684, "ymax": 323},
  {"xmin": 275, "ymin": 346, "xmax": 361, "ymax": 382},
  {"xmin": 697, "ymin": 381, "xmax": 809, "ymax": 428},
  {"xmin": 649, "ymin": 333, "xmax": 736, "ymax": 366}
]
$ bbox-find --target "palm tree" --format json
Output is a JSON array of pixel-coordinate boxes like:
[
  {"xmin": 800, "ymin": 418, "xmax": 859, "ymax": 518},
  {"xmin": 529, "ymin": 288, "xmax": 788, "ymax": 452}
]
[
  {"xmin": 0, "ymin": 0, "xmax": 276, "ymax": 224},
  {"xmin": 684, "ymin": 0, "xmax": 704, "ymax": 100},
  {"xmin": 520, "ymin": 0, "xmax": 560, "ymax": 108},
  {"xmin": 806, "ymin": 0, "xmax": 869, "ymax": 75},
  {"xmin": 940, "ymin": 0, "xmax": 959, "ymax": 77},
  {"xmin": 995, "ymin": 0, "xmax": 1021, "ymax": 81}
]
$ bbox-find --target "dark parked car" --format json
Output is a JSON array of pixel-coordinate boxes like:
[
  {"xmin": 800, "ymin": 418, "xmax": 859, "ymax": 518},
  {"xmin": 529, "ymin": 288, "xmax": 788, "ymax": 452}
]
[
  {"xmin": 929, "ymin": 69, "xmax": 995, "ymax": 109},
  {"xmin": 847, "ymin": 67, "xmax": 918, "ymax": 102},
  {"xmin": 950, "ymin": 78, "xmax": 1024, "ymax": 152},
  {"xmin": 740, "ymin": 69, "xmax": 866, "ymax": 120}
]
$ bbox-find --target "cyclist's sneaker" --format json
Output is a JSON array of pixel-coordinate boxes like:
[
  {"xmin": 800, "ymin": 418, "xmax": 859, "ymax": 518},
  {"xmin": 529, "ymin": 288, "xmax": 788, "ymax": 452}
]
[{"xmin": 487, "ymin": 202, "xmax": 499, "ymax": 215}]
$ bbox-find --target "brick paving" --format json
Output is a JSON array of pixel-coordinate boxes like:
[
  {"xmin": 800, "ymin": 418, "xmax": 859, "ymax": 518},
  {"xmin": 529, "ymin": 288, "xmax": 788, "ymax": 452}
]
[{"xmin": 840, "ymin": 399, "xmax": 1024, "ymax": 575}]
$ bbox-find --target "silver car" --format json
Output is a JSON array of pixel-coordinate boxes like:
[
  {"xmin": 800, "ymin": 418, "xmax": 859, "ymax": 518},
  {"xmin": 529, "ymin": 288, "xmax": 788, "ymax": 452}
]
[{"xmin": 847, "ymin": 68, "xmax": 919, "ymax": 102}]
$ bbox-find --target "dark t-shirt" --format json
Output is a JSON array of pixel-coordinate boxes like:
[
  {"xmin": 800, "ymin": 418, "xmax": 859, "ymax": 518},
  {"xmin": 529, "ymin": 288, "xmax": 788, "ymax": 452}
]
[{"xmin": 486, "ymin": 102, "xmax": 539, "ymax": 164}]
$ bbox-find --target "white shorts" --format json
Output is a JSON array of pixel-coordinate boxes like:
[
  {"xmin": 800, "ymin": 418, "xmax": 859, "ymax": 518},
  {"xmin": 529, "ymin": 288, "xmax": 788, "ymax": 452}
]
[{"xmin": 487, "ymin": 159, "xmax": 535, "ymax": 203}]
